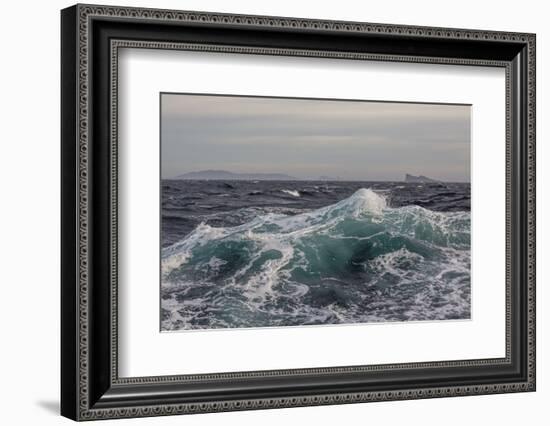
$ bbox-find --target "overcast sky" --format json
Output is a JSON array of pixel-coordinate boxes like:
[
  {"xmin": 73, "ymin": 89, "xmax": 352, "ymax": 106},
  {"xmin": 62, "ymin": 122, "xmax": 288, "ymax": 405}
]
[{"xmin": 161, "ymin": 93, "xmax": 471, "ymax": 182}]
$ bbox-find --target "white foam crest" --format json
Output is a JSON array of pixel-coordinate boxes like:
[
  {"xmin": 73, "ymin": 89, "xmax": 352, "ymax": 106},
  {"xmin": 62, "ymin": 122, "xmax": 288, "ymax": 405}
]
[
  {"xmin": 232, "ymin": 231, "xmax": 296, "ymax": 304},
  {"xmin": 161, "ymin": 213, "xmax": 288, "ymax": 275},
  {"xmin": 161, "ymin": 222, "xmax": 227, "ymax": 276},
  {"xmin": 385, "ymin": 205, "xmax": 470, "ymax": 247},
  {"xmin": 281, "ymin": 189, "xmax": 300, "ymax": 197},
  {"xmin": 261, "ymin": 188, "xmax": 388, "ymax": 233},
  {"xmin": 327, "ymin": 188, "xmax": 387, "ymax": 217}
]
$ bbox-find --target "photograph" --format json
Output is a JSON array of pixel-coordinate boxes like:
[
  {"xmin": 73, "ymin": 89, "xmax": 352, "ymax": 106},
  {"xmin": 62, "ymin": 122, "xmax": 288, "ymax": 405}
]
[
  {"xmin": 58, "ymin": 4, "xmax": 536, "ymax": 420},
  {"xmin": 160, "ymin": 94, "xmax": 472, "ymax": 331}
]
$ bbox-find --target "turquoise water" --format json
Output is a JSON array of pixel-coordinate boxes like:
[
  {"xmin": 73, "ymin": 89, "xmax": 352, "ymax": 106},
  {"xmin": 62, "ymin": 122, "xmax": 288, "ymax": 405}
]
[{"xmin": 161, "ymin": 188, "xmax": 470, "ymax": 330}]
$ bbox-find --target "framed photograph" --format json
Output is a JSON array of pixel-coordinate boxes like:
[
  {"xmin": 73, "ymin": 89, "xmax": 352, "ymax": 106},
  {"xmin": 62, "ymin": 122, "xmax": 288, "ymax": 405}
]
[{"xmin": 61, "ymin": 4, "xmax": 536, "ymax": 421}]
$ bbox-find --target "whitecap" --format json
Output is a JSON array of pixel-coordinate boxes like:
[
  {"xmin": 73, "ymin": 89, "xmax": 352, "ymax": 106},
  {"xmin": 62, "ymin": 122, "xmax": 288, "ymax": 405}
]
[{"xmin": 281, "ymin": 189, "xmax": 300, "ymax": 197}]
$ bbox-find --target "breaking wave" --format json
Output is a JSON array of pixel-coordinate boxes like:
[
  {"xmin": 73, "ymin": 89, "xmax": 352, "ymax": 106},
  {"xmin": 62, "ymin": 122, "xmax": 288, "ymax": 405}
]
[
  {"xmin": 281, "ymin": 189, "xmax": 300, "ymax": 197},
  {"xmin": 161, "ymin": 188, "xmax": 470, "ymax": 330}
]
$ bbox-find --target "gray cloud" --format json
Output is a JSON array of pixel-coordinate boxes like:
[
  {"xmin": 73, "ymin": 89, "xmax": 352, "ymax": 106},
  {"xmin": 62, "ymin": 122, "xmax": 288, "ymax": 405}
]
[{"xmin": 161, "ymin": 94, "xmax": 470, "ymax": 182}]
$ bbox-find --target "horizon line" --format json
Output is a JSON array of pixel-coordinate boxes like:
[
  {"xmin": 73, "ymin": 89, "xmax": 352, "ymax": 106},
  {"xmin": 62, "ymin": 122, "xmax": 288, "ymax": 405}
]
[{"xmin": 162, "ymin": 170, "xmax": 470, "ymax": 183}]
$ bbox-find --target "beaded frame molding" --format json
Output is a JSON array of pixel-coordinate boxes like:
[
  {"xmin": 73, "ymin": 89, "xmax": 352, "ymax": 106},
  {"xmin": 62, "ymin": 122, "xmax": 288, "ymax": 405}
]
[{"xmin": 61, "ymin": 4, "xmax": 536, "ymax": 421}]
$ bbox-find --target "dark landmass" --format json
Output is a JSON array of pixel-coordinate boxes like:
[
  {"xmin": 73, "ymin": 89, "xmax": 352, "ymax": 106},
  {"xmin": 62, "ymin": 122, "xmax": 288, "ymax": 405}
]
[
  {"xmin": 175, "ymin": 170, "xmax": 297, "ymax": 181},
  {"xmin": 405, "ymin": 174, "xmax": 441, "ymax": 183},
  {"xmin": 173, "ymin": 170, "xmax": 451, "ymax": 182}
]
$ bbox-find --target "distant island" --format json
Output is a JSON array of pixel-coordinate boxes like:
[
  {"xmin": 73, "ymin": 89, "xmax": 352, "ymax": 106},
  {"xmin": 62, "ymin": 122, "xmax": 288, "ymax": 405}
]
[
  {"xmin": 405, "ymin": 174, "xmax": 441, "ymax": 183},
  {"xmin": 175, "ymin": 170, "xmax": 297, "ymax": 181}
]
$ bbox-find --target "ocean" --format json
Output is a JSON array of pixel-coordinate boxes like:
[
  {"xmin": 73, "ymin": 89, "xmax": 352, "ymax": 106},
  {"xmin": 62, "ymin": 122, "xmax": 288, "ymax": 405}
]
[{"xmin": 160, "ymin": 180, "xmax": 471, "ymax": 331}]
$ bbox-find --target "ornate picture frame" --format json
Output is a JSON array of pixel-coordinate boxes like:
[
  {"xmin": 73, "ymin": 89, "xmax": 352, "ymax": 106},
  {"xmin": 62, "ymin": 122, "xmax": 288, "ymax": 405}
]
[{"xmin": 61, "ymin": 4, "xmax": 535, "ymax": 421}]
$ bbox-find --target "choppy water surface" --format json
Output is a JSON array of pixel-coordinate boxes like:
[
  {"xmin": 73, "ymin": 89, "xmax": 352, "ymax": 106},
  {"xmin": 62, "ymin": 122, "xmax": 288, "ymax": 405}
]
[{"xmin": 161, "ymin": 180, "xmax": 471, "ymax": 330}]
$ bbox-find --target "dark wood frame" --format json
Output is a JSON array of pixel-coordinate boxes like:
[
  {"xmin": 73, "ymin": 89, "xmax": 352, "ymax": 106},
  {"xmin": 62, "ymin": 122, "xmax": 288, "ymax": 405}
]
[{"xmin": 61, "ymin": 3, "xmax": 536, "ymax": 421}]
